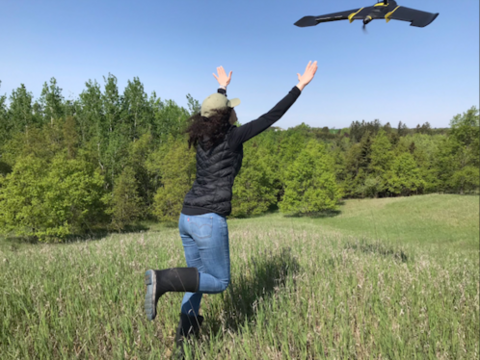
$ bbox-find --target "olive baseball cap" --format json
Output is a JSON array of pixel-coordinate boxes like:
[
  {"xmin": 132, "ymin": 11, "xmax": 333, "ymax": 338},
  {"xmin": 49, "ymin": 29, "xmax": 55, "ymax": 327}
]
[{"xmin": 200, "ymin": 93, "xmax": 241, "ymax": 118}]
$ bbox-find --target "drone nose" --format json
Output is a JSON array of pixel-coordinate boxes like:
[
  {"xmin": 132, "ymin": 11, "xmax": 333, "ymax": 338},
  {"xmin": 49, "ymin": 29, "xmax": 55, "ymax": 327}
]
[{"xmin": 363, "ymin": 16, "xmax": 373, "ymax": 25}]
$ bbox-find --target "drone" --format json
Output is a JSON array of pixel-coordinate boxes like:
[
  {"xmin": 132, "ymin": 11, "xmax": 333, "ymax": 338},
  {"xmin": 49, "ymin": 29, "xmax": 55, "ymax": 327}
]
[{"xmin": 294, "ymin": 0, "xmax": 439, "ymax": 30}]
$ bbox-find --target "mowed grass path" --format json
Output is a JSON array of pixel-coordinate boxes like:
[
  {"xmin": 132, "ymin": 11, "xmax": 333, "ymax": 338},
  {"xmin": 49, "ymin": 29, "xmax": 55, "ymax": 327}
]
[
  {"xmin": 245, "ymin": 194, "xmax": 479, "ymax": 251},
  {"xmin": 1, "ymin": 194, "xmax": 478, "ymax": 359}
]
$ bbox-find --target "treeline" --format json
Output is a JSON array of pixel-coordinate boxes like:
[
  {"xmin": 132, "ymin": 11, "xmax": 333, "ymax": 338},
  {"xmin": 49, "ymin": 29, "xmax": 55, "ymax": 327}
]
[{"xmin": 0, "ymin": 77, "xmax": 478, "ymax": 241}]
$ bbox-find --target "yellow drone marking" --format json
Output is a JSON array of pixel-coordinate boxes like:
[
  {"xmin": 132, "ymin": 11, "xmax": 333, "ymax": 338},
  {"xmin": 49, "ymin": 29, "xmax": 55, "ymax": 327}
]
[
  {"xmin": 374, "ymin": 2, "xmax": 389, "ymax": 6},
  {"xmin": 348, "ymin": 7, "xmax": 364, "ymax": 23},
  {"xmin": 385, "ymin": 6, "xmax": 401, "ymax": 22}
]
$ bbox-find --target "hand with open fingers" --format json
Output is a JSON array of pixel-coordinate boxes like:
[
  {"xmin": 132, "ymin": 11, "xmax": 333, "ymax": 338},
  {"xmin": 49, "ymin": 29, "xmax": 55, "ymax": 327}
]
[
  {"xmin": 296, "ymin": 61, "xmax": 318, "ymax": 91},
  {"xmin": 213, "ymin": 66, "xmax": 232, "ymax": 88}
]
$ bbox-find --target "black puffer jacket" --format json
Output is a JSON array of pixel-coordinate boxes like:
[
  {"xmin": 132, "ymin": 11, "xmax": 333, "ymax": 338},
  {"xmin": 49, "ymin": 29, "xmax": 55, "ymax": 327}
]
[
  {"xmin": 181, "ymin": 86, "xmax": 301, "ymax": 217},
  {"xmin": 182, "ymin": 126, "xmax": 243, "ymax": 216}
]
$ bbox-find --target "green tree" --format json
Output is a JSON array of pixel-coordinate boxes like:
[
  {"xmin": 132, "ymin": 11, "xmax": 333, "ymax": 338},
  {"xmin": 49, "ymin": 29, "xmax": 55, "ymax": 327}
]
[
  {"xmin": 0, "ymin": 84, "xmax": 10, "ymax": 175},
  {"xmin": 397, "ymin": 121, "xmax": 409, "ymax": 137},
  {"xmin": 78, "ymin": 79, "xmax": 103, "ymax": 144},
  {"xmin": 152, "ymin": 99, "xmax": 190, "ymax": 144},
  {"xmin": 436, "ymin": 106, "xmax": 479, "ymax": 193},
  {"xmin": 126, "ymin": 133, "xmax": 155, "ymax": 212},
  {"xmin": 152, "ymin": 137, "xmax": 196, "ymax": 221},
  {"xmin": 121, "ymin": 77, "xmax": 153, "ymax": 142},
  {"xmin": 384, "ymin": 152, "xmax": 426, "ymax": 196},
  {"xmin": 0, "ymin": 154, "xmax": 105, "ymax": 241},
  {"xmin": 365, "ymin": 129, "xmax": 394, "ymax": 197},
  {"xmin": 0, "ymin": 82, "xmax": 9, "ymax": 144},
  {"xmin": 342, "ymin": 132, "xmax": 373, "ymax": 197},
  {"xmin": 105, "ymin": 166, "xmax": 142, "ymax": 231},
  {"xmin": 279, "ymin": 140, "xmax": 341, "ymax": 215},
  {"xmin": 231, "ymin": 143, "xmax": 277, "ymax": 217},
  {"xmin": 39, "ymin": 77, "xmax": 64, "ymax": 126},
  {"xmin": 277, "ymin": 130, "xmax": 309, "ymax": 198},
  {"xmin": 186, "ymin": 93, "xmax": 200, "ymax": 115},
  {"xmin": 62, "ymin": 116, "xmax": 80, "ymax": 159},
  {"xmin": 405, "ymin": 133, "xmax": 443, "ymax": 193},
  {"xmin": 369, "ymin": 129, "xmax": 393, "ymax": 176},
  {"xmin": 102, "ymin": 74, "xmax": 123, "ymax": 185},
  {"xmin": 1, "ymin": 126, "xmax": 56, "ymax": 168},
  {"xmin": 8, "ymin": 84, "xmax": 37, "ymax": 134}
]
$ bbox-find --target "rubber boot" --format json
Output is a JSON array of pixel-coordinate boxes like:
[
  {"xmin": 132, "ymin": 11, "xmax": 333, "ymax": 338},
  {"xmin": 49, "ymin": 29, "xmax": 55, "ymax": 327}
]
[
  {"xmin": 144, "ymin": 268, "xmax": 199, "ymax": 321},
  {"xmin": 174, "ymin": 313, "xmax": 204, "ymax": 359}
]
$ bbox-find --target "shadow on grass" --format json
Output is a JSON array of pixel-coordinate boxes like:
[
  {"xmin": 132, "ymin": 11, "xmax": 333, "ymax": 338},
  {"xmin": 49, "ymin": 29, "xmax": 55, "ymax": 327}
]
[
  {"xmin": 284, "ymin": 209, "xmax": 341, "ymax": 219},
  {"xmin": 205, "ymin": 247, "xmax": 301, "ymax": 336},
  {"xmin": 344, "ymin": 240, "xmax": 410, "ymax": 263},
  {"xmin": 156, "ymin": 220, "xmax": 179, "ymax": 229},
  {"xmin": 0, "ymin": 235, "xmax": 38, "ymax": 253},
  {"xmin": 229, "ymin": 203, "xmax": 344, "ymax": 220},
  {"xmin": 0, "ymin": 223, "xmax": 151, "ymax": 248},
  {"xmin": 64, "ymin": 223, "xmax": 151, "ymax": 242}
]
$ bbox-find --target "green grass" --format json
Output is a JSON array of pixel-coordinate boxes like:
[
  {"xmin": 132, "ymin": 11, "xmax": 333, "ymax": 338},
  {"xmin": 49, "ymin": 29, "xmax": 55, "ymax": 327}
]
[
  {"xmin": 246, "ymin": 194, "xmax": 479, "ymax": 251},
  {"xmin": 1, "ymin": 194, "xmax": 478, "ymax": 359}
]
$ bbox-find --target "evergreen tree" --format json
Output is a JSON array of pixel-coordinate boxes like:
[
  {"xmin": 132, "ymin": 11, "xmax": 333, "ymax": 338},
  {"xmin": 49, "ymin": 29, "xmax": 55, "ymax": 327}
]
[
  {"xmin": 349, "ymin": 121, "xmax": 361, "ymax": 143},
  {"xmin": 343, "ymin": 132, "xmax": 374, "ymax": 197},
  {"xmin": 369, "ymin": 129, "xmax": 393, "ymax": 176},
  {"xmin": 366, "ymin": 129, "xmax": 393, "ymax": 197},
  {"xmin": 383, "ymin": 122, "xmax": 392, "ymax": 133},
  {"xmin": 106, "ymin": 165, "xmax": 143, "ymax": 231},
  {"xmin": 342, "ymin": 142, "xmax": 363, "ymax": 197},
  {"xmin": 420, "ymin": 122, "xmax": 432, "ymax": 135},
  {"xmin": 397, "ymin": 121, "xmax": 409, "ymax": 137}
]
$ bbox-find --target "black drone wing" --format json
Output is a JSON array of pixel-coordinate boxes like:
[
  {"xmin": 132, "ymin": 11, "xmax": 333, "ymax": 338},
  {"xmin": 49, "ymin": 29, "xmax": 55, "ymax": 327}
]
[
  {"xmin": 386, "ymin": 6, "xmax": 439, "ymax": 27},
  {"xmin": 295, "ymin": 7, "xmax": 373, "ymax": 27}
]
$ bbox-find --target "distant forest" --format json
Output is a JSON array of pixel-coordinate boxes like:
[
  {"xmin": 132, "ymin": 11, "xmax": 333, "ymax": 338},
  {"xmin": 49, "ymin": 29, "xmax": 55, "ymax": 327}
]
[{"xmin": 0, "ymin": 77, "xmax": 478, "ymax": 241}]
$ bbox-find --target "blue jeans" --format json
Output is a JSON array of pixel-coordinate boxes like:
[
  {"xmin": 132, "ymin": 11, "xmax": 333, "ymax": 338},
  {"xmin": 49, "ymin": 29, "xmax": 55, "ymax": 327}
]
[{"xmin": 178, "ymin": 212, "xmax": 230, "ymax": 316}]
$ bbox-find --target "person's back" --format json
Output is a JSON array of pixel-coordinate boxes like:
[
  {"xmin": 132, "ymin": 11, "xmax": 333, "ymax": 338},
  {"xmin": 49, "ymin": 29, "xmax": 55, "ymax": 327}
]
[
  {"xmin": 143, "ymin": 62, "xmax": 318, "ymax": 357},
  {"xmin": 182, "ymin": 124, "xmax": 243, "ymax": 216},
  {"xmin": 182, "ymin": 64, "xmax": 313, "ymax": 217}
]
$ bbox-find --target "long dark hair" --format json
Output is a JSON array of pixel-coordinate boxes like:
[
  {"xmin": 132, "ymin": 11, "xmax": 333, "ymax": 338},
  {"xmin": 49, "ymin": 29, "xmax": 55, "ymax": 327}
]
[{"xmin": 185, "ymin": 108, "xmax": 232, "ymax": 150}]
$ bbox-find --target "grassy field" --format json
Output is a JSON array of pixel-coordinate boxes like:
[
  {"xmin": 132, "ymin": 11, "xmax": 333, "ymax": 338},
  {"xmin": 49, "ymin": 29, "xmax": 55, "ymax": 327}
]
[{"xmin": 0, "ymin": 194, "xmax": 478, "ymax": 359}]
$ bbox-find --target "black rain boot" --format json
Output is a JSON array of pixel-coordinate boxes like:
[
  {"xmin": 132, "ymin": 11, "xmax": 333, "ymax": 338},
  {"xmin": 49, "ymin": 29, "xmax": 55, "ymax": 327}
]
[
  {"xmin": 174, "ymin": 313, "xmax": 204, "ymax": 359},
  {"xmin": 144, "ymin": 268, "xmax": 199, "ymax": 321}
]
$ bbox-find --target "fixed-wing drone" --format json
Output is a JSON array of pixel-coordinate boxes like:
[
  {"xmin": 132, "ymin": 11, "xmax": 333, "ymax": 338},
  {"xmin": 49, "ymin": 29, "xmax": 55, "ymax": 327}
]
[{"xmin": 295, "ymin": 0, "xmax": 439, "ymax": 29}]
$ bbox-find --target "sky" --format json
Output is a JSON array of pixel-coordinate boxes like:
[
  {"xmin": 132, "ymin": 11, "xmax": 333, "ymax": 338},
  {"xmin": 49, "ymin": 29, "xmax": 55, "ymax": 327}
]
[{"xmin": 0, "ymin": 0, "xmax": 478, "ymax": 130}]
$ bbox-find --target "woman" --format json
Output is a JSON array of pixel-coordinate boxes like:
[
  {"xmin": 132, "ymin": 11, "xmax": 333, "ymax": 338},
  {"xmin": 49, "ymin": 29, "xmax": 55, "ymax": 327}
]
[{"xmin": 144, "ymin": 61, "xmax": 318, "ymax": 351}]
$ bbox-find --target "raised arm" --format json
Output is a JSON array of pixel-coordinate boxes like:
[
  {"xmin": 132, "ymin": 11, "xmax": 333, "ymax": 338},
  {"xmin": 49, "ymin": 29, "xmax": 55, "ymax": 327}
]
[
  {"xmin": 213, "ymin": 66, "xmax": 232, "ymax": 95},
  {"xmin": 296, "ymin": 60, "xmax": 318, "ymax": 91},
  {"xmin": 228, "ymin": 61, "xmax": 318, "ymax": 150}
]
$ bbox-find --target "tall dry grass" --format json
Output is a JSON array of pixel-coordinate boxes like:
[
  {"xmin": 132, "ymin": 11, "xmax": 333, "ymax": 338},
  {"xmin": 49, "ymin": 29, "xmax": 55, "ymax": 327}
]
[{"xmin": 1, "ymin": 194, "xmax": 478, "ymax": 359}]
